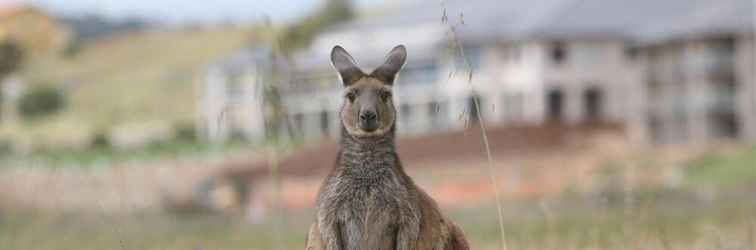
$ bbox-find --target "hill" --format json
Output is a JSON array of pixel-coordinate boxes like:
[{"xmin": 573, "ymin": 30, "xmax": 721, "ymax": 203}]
[{"xmin": 2, "ymin": 27, "xmax": 257, "ymax": 149}]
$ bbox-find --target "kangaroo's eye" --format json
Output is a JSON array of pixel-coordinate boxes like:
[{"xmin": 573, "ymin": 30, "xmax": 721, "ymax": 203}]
[
  {"xmin": 346, "ymin": 93, "xmax": 356, "ymax": 103},
  {"xmin": 380, "ymin": 91, "xmax": 391, "ymax": 102}
]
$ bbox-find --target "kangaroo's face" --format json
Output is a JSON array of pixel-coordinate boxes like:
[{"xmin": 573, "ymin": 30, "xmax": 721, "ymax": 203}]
[{"xmin": 331, "ymin": 45, "xmax": 407, "ymax": 138}]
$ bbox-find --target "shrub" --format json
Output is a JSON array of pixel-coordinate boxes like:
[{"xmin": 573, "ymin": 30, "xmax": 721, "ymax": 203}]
[
  {"xmin": 0, "ymin": 138, "xmax": 13, "ymax": 155},
  {"xmin": 228, "ymin": 129, "xmax": 250, "ymax": 144},
  {"xmin": 280, "ymin": 0, "xmax": 353, "ymax": 52},
  {"xmin": 90, "ymin": 130, "xmax": 111, "ymax": 149},
  {"xmin": 0, "ymin": 40, "xmax": 24, "ymax": 78},
  {"xmin": 18, "ymin": 86, "xmax": 66, "ymax": 119},
  {"xmin": 173, "ymin": 122, "xmax": 197, "ymax": 142}
]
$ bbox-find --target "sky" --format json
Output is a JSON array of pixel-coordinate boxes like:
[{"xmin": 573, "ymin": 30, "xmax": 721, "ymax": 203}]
[{"xmin": 16, "ymin": 0, "xmax": 397, "ymax": 24}]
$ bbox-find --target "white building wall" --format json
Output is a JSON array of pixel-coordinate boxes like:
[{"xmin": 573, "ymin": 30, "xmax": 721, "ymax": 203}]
[
  {"xmin": 539, "ymin": 39, "xmax": 643, "ymax": 125},
  {"xmin": 239, "ymin": 72, "xmax": 267, "ymax": 142},
  {"xmin": 201, "ymin": 68, "xmax": 230, "ymax": 142},
  {"xmin": 736, "ymin": 36, "xmax": 756, "ymax": 143},
  {"xmin": 1, "ymin": 75, "xmax": 24, "ymax": 123}
]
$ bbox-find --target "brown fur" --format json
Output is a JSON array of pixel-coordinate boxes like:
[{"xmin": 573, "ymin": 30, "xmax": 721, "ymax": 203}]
[{"xmin": 305, "ymin": 45, "xmax": 469, "ymax": 250}]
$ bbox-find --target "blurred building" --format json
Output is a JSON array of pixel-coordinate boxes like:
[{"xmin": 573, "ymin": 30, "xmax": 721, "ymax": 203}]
[
  {"xmin": 201, "ymin": 48, "xmax": 274, "ymax": 142},
  {"xmin": 202, "ymin": 0, "xmax": 756, "ymax": 144}
]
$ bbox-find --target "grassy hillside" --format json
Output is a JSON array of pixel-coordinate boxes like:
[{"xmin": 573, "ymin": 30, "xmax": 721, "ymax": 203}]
[{"xmin": 2, "ymin": 27, "xmax": 257, "ymax": 149}]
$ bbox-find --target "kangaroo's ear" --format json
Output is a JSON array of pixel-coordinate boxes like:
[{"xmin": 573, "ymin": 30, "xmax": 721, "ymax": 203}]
[
  {"xmin": 370, "ymin": 45, "xmax": 407, "ymax": 85},
  {"xmin": 331, "ymin": 45, "xmax": 365, "ymax": 86}
]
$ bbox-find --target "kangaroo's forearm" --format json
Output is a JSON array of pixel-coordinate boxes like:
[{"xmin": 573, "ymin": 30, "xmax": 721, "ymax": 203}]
[
  {"xmin": 318, "ymin": 220, "xmax": 341, "ymax": 250},
  {"xmin": 395, "ymin": 224, "xmax": 420, "ymax": 250}
]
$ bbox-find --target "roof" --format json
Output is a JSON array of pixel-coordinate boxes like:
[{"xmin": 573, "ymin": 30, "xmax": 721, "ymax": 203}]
[
  {"xmin": 324, "ymin": 0, "xmax": 569, "ymax": 41},
  {"xmin": 213, "ymin": 0, "xmax": 755, "ymax": 92},
  {"xmin": 533, "ymin": 0, "xmax": 753, "ymax": 43},
  {"xmin": 632, "ymin": 0, "xmax": 754, "ymax": 44},
  {"xmin": 322, "ymin": 0, "xmax": 754, "ymax": 44},
  {"xmin": 290, "ymin": 44, "xmax": 441, "ymax": 73}
]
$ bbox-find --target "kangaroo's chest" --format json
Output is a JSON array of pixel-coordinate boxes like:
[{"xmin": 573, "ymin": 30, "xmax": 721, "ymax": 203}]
[
  {"xmin": 337, "ymin": 177, "xmax": 401, "ymax": 218},
  {"xmin": 333, "ymin": 174, "xmax": 408, "ymax": 250}
]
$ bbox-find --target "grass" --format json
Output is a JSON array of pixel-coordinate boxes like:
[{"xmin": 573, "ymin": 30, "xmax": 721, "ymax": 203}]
[
  {"xmin": 1, "ymin": 196, "xmax": 755, "ymax": 250},
  {"xmin": 0, "ymin": 213, "xmax": 309, "ymax": 250},
  {"xmin": 455, "ymin": 198, "xmax": 756, "ymax": 249},
  {"xmin": 684, "ymin": 146, "xmax": 756, "ymax": 187}
]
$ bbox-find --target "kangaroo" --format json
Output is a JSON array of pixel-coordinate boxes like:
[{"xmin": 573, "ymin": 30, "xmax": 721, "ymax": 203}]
[{"xmin": 305, "ymin": 45, "xmax": 469, "ymax": 250}]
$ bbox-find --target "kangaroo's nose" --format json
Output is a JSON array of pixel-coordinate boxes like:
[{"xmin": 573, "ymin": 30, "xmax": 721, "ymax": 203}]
[{"xmin": 360, "ymin": 110, "xmax": 377, "ymax": 121}]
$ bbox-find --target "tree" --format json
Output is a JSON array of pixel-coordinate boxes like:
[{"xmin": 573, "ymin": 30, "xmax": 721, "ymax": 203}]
[
  {"xmin": 18, "ymin": 86, "xmax": 66, "ymax": 119},
  {"xmin": 280, "ymin": 0, "xmax": 354, "ymax": 52},
  {"xmin": 0, "ymin": 40, "xmax": 24, "ymax": 79},
  {"xmin": 259, "ymin": 0, "xmax": 354, "ymax": 141}
]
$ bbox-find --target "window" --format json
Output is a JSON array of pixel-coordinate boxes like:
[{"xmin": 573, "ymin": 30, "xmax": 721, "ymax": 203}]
[
  {"xmin": 546, "ymin": 89, "xmax": 564, "ymax": 122},
  {"xmin": 710, "ymin": 82, "xmax": 737, "ymax": 112},
  {"xmin": 583, "ymin": 87, "xmax": 604, "ymax": 122},
  {"xmin": 319, "ymin": 111, "xmax": 329, "ymax": 136},
  {"xmin": 399, "ymin": 64, "xmax": 439, "ymax": 85},
  {"xmin": 400, "ymin": 103, "xmax": 412, "ymax": 126},
  {"xmin": 467, "ymin": 94, "xmax": 483, "ymax": 124},
  {"xmin": 708, "ymin": 81, "xmax": 738, "ymax": 138},
  {"xmin": 709, "ymin": 36, "xmax": 735, "ymax": 55},
  {"xmin": 625, "ymin": 47, "xmax": 640, "ymax": 61},
  {"xmin": 293, "ymin": 113, "xmax": 304, "ymax": 132},
  {"xmin": 500, "ymin": 45, "xmax": 522, "ymax": 63},
  {"xmin": 427, "ymin": 100, "xmax": 446, "ymax": 129},
  {"xmin": 550, "ymin": 41, "xmax": 567, "ymax": 65},
  {"xmin": 292, "ymin": 73, "xmax": 339, "ymax": 93},
  {"xmin": 225, "ymin": 70, "xmax": 246, "ymax": 100},
  {"xmin": 707, "ymin": 36, "xmax": 736, "ymax": 82},
  {"xmin": 648, "ymin": 114, "xmax": 663, "ymax": 143}
]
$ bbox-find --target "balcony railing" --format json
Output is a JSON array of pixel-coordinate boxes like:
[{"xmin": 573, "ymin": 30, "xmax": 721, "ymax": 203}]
[
  {"xmin": 705, "ymin": 54, "xmax": 735, "ymax": 83},
  {"xmin": 647, "ymin": 61, "xmax": 684, "ymax": 85},
  {"xmin": 684, "ymin": 52, "xmax": 735, "ymax": 82}
]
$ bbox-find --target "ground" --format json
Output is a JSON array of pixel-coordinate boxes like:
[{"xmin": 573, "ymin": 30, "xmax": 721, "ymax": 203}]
[
  {"xmin": 1, "ymin": 125, "xmax": 755, "ymax": 249},
  {"xmin": 2, "ymin": 197, "xmax": 755, "ymax": 250}
]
